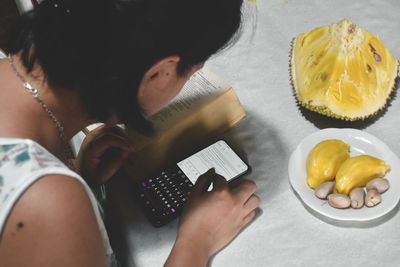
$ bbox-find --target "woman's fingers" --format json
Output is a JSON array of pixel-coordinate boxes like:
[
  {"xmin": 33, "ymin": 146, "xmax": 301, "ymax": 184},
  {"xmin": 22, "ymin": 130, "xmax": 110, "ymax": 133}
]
[
  {"xmin": 212, "ymin": 173, "xmax": 228, "ymax": 191},
  {"xmin": 231, "ymin": 179, "xmax": 257, "ymax": 203},
  {"xmin": 192, "ymin": 168, "xmax": 215, "ymax": 195},
  {"xmin": 177, "ymin": 171, "xmax": 259, "ymax": 257},
  {"xmin": 228, "ymin": 178, "xmax": 243, "ymax": 189},
  {"xmin": 193, "ymin": 170, "xmax": 228, "ymax": 195},
  {"xmin": 243, "ymin": 194, "xmax": 260, "ymax": 214},
  {"xmin": 230, "ymin": 179, "xmax": 259, "ymax": 218},
  {"xmin": 101, "ymin": 124, "xmax": 128, "ymax": 139},
  {"xmin": 241, "ymin": 209, "xmax": 256, "ymax": 228},
  {"xmin": 96, "ymin": 150, "xmax": 130, "ymax": 184},
  {"xmin": 85, "ymin": 124, "xmax": 128, "ymax": 144},
  {"xmin": 89, "ymin": 133, "xmax": 133, "ymax": 156},
  {"xmin": 77, "ymin": 124, "xmax": 133, "ymax": 185},
  {"xmin": 89, "ymin": 124, "xmax": 125, "ymax": 136}
]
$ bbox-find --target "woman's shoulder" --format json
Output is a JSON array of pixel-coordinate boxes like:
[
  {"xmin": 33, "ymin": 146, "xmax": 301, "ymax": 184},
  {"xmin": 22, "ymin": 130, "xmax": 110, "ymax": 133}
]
[
  {"xmin": 0, "ymin": 49, "xmax": 5, "ymax": 59},
  {"xmin": 0, "ymin": 138, "xmax": 110, "ymax": 266},
  {"xmin": 0, "ymin": 174, "xmax": 109, "ymax": 266}
]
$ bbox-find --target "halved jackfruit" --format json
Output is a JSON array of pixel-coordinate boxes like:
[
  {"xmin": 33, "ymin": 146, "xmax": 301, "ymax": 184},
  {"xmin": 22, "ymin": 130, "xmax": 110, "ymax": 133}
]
[{"xmin": 290, "ymin": 19, "xmax": 399, "ymax": 120}]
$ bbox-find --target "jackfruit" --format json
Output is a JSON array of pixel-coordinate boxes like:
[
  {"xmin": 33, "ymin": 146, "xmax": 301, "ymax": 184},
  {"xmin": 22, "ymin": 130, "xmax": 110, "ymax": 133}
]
[
  {"xmin": 290, "ymin": 19, "xmax": 399, "ymax": 121},
  {"xmin": 306, "ymin": 139, "xmax": 350, "ymax": 189},
  {"xmin": 334, "ymin": 155, "xmax": 390, "ymax": 195}
]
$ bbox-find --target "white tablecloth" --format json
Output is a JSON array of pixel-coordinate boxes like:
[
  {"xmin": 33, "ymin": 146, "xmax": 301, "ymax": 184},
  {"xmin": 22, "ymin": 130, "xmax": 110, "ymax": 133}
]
[{"xmin": 104, "ymin": 1, "xmax": 400, "ymax": 266}]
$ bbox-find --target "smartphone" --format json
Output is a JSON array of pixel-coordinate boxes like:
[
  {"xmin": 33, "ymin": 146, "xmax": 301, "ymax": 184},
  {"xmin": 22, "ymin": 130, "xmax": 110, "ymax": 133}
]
[{"xmin": 134, "ymin": 140, "xmax": 249, "ymax": 227}]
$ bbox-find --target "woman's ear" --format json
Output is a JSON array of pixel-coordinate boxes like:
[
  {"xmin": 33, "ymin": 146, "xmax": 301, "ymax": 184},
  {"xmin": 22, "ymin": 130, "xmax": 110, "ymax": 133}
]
[
  {"xmin": 138, "ymin": 56, "xmax": 180, "ymax": 97},
  {"xmin": 137, "ymin": 56, "xmax": 183, "ymax": 116}
]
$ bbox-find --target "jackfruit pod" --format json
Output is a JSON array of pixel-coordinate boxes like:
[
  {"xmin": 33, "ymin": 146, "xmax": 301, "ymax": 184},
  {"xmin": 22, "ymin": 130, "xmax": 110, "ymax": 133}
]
[
  {"xmin": 334, "ymin": 155, "xmax": 390, "ymax": 195},
  {"xmin": 306, "ymin": 139, "xmax": 350, "ymax": 189}
]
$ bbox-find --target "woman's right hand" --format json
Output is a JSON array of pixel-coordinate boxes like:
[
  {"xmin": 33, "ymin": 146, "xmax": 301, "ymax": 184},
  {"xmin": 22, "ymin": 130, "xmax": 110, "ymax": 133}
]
[{"xmin": 165, "ymin": 168, "xmax": 259, "ymax": 266}]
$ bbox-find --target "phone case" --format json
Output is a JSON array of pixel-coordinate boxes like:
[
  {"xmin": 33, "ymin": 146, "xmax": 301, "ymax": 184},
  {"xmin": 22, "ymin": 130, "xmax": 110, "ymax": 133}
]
[
  {"xmin": 134, "ymin": 165, "xmax": 193, "ymax": 227},
  {"xmin": 133, "ymin": 140, "xmax": 248, "ymax": 227}
]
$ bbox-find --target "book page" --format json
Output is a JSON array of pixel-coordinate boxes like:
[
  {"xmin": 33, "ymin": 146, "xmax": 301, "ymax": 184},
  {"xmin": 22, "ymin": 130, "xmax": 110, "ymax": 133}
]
[{"xmin": 149, "ymin": 67, "xmax": 231, "ymax": 131}]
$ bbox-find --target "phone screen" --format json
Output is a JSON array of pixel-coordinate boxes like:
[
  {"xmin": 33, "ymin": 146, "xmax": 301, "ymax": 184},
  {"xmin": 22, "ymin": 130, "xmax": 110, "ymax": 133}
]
[{"xmin": 177, "ymin": 140, "xmax": 248, "ymax": 184}]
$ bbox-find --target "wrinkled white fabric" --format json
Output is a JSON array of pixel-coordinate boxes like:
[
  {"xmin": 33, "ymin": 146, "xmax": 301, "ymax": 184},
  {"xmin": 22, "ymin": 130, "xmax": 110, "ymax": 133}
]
[{"xmin": 103, "ymin": 1, "xmax": 400, "ymax": 266}]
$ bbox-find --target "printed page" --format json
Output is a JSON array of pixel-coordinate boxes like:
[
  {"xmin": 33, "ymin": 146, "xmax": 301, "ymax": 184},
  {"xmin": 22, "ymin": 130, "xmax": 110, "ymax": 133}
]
[{"xmin": 149, "ymin": 67, "xmax": 231, "ymax": 131}]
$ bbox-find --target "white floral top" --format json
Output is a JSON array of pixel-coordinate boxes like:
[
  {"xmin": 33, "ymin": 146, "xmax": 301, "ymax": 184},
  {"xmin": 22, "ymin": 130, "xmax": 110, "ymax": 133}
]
[{"xmin": 0, "ymin": 51, "xmax": 118, "ymax": 266}]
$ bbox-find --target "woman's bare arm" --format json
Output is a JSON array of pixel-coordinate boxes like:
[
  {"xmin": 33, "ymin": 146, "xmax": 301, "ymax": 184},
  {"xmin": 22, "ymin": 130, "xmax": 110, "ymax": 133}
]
[{"xmin": 0, "ymin": 175, "xmax": 108, "ymax": 267}]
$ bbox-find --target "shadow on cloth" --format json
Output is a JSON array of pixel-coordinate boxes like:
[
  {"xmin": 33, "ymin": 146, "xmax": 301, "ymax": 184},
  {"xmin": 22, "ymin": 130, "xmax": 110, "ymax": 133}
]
[{"xmin": 104, "ymin": 112, "xmax": 286, "ymax": 266}]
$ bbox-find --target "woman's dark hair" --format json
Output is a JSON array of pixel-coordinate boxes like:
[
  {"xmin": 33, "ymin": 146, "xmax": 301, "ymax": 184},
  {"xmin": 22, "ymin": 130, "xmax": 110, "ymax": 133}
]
[{"xmin": 7, "ymin": 0, "xmax": 244, "ymax": 134}]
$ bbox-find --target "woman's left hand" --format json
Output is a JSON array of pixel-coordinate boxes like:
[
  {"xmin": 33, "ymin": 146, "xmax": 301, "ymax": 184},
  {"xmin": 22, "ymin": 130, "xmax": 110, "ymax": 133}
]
[{"xmin": 75, "ymin": 124, "xmax": 134, "ymax": 186}]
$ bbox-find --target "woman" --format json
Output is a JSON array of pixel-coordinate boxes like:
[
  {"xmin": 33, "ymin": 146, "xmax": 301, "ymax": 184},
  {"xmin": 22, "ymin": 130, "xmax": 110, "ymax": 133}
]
[{"xmin": 0, "ymin": 0, "xmax": 259, "ymax": 266}]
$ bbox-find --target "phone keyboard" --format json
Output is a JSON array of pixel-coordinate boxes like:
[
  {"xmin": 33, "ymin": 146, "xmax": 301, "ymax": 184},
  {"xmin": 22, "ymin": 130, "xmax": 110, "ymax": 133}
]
[{"xmin": 135, "ymin": 166, "xmax": 194, "ymax": 227}]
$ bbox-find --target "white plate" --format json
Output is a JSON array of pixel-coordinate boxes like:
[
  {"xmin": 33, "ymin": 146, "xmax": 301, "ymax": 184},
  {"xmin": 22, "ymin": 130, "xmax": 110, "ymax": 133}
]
[{"xmin": 288, "ymin": 128, "xmax": 400, "ymax": 222}]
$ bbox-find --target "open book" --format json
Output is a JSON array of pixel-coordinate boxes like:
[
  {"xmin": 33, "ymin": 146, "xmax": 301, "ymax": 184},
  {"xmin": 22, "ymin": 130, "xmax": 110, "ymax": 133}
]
[{"xmin": 123, "ymin": 67, "xmax": 246, "ymax": 180}]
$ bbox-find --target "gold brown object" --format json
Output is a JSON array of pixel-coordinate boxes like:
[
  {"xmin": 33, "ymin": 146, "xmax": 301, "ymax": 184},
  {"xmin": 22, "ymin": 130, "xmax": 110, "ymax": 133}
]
[
  {"xmin": 306, "ymin": 139, "xmax": 350, "ymax": 189},
  {"xmin": 290, "ymin": 19, "xmax": 399, "ymax": 120},
  {"xmin": 334, "ymin": 155, "xmax": 390, "ymax": 195}
]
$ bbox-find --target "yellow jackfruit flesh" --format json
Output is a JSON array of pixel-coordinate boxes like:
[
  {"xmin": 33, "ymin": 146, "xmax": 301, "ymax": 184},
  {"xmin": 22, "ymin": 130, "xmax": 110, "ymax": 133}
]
[
  {"xmin": 290, "ymin": 19, "xmax": 399, "ymax": 120},
  {"xmin": 306, "ymin": 139, "xmax": 350, "ymax": 189},
  {"xmin": 334, "ymin": 155, "xmax": 390, "ymax": 195}
]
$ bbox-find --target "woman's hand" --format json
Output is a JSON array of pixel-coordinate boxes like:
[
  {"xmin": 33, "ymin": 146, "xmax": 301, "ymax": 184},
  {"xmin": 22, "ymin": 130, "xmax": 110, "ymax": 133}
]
[
  {"xmin": 165, "ymin": 168, "xmax": 260, "ymax": 266},
  {"xmin": 75, "ymin": 125, "xmax": 133, "ymax": 186}
]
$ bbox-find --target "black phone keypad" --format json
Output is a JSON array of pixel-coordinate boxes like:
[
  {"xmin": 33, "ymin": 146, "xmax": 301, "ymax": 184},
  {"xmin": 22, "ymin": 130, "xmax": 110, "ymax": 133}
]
[{"xmin": 134, "ymin": 166, "xmax": 194, "ymax": 227}]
